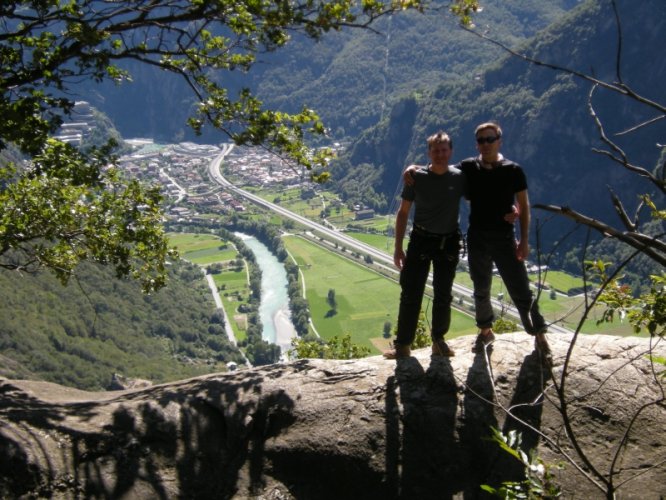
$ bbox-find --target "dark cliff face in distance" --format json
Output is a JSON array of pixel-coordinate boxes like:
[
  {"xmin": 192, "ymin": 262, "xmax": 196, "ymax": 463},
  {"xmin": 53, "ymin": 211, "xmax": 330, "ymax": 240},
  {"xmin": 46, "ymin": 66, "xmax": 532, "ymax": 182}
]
[
  {"xmin": 335, "ymin": 0, "xmax": 666, "ymax": 236},
  {"xmin": 1, "ymin": 333, "xmax": 664, "ymax": 499}
]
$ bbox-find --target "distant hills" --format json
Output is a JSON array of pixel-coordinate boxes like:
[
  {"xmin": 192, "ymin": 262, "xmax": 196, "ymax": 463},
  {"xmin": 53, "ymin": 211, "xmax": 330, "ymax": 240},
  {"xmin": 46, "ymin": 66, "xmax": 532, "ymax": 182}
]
[
  {"xmin": 252, "ymin": 0, "xmax": 580, "ymax": 137},
  {"xmin": 80, "ymin": 0, "xmax": 577, "ymax": 143}
]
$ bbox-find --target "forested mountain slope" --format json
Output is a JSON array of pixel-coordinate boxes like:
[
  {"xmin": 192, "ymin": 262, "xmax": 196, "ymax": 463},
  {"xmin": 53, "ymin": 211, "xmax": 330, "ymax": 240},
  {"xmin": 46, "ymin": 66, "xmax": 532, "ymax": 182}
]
[
  {"xmin": 334, "ymin": 0, "xmax": 666, "ymax": 246},
  {"xmin": 254, "ymin": 0, "xmax": 579, "ymax": 137},
  {"xmin": 82, "ymin": 0, "xmax": 577, "ymax": 143},
  {"xmin": 0, "ymin": 260, "xmax": 244, "ymax": 390}
]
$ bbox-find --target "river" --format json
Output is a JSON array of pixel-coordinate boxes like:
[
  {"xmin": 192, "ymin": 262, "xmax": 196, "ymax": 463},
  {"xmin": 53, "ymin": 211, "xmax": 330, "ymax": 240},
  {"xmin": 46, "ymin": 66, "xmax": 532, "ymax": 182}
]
[{"xmin": 235, "ymin": 233, "xmax": 297, "ymax": 356}]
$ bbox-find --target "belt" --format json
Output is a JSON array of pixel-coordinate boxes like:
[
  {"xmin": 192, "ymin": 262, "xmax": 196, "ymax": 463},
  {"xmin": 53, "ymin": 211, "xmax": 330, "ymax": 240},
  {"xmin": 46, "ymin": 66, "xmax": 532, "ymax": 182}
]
[{"xmin": 412, "ymin": 225, "xmax": 453, "ymax": 238}]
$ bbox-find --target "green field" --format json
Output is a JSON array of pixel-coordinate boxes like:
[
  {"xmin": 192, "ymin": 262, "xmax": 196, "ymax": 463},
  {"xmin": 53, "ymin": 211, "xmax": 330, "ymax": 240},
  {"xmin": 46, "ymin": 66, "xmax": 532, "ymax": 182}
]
[
  {"xmin": 168, "ymin": 232, "xmax": 235, "ymax": 262},
  {"xmin": 252, "ymin": 186, "xmax": 330, "ymax": 219},
  {"xmin": 283, "ymin": 235, "xmax": 477, "ymax": 353},
  {"xmin": 453, "ymin": 262, "xmax": 633, "ymax": 336},
  {"xmin": 169, "ymin": 227, "xmax": 634, "ymax": 358},
  {"xmin": 346, "ymin": 231, "xmax": 394, "ymax": 253},
  {"xmin": 183, "ymin": 247, "xmax": 238, "ymax": 265},
  {"xmin": 252, "ymin": 186, "xmax": 388, "ymax": 229},
  {"xmin": 213, "ymin": 268, "xmax": 251, "ymax": 342},
  {"xmin": 168, "ymin": 232, "xmax": 251, "ymax": 341},
  {"xmin": 341, "ymin": 230, "xmax": 626, "ymax": 334},
  {"xmin": 541, "ymin": 270, "xmax": 585, "ymax": 293}
]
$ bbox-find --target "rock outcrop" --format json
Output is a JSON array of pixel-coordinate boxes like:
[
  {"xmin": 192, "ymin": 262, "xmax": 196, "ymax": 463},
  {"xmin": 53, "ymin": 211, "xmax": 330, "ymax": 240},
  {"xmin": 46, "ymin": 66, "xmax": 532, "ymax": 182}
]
[{"xmin": 1, "ymin": 333, "xmax": 665, "ymax": 499}]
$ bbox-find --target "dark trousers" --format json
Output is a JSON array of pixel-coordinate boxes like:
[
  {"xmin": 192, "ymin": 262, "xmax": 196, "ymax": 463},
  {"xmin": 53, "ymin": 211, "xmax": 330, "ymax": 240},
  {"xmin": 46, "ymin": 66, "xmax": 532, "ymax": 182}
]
[
  {"xmin": 467, "ymin": 228, "xmax": 546, "ymax": 335},
  {"xmin": 396, "ymin": 230, "xmax": 459, "ymax": 346}
]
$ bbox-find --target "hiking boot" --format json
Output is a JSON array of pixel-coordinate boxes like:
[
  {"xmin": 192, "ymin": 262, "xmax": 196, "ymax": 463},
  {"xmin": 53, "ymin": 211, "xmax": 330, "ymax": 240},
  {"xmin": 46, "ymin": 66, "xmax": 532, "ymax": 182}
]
[
  {"xmin": 383, "ymin": 342, "xmax": 411, "ymax": 360},
  {"xmin": 432, "ymin": 338, "xmax": 455, "ymax": 357},
  {"xmin": 534, "ymin": 333, "xmax": 553, "ymax": 367},
  {"xmin": 472, "ymin": 330, "xmax": 495, "ymax": 353}
]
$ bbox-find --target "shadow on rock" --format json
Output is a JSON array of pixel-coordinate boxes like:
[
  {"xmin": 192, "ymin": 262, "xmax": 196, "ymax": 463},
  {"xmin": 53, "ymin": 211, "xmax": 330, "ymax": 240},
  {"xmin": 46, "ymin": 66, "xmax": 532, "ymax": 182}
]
[
  {"xmin": 485, "ymin": 350, "xmax": 548, "ymax": 492},
  {"xmin": 387, "ymin": 355, "xmax": 459, "ymax": 499},
  {"xmin": 460, "ymin": 348, "xmax": 499, "ymax": 499}
]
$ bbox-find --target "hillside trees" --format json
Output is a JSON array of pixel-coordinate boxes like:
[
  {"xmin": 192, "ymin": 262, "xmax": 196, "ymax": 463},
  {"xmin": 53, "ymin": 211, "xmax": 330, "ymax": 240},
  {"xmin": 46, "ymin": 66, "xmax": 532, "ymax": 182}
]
[
  {"xmin": 327, "ymin": 288, "xmax": 337, "ymax": 311},
  {"xmin": 0, "ymin": 258, "xmax": 245, "ymax": 390},
  {"xmin": 0, "ymin": 0, "xmax": 481, "ymax": 291}
]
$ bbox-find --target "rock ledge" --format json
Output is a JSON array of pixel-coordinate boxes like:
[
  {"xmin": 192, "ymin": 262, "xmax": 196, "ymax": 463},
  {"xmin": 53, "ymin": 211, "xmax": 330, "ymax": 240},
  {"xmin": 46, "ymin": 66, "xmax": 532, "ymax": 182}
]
[{"xmin": 1, "ymin": 333, "xmax": 664, "ymax": 499}]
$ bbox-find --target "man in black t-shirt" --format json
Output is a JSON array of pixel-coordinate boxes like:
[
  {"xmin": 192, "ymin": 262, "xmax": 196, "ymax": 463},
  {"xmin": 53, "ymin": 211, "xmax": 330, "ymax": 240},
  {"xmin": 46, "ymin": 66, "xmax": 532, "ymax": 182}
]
[{"xmin": 461, "ymin": 122, "xmax": 550, "ymax": 362}]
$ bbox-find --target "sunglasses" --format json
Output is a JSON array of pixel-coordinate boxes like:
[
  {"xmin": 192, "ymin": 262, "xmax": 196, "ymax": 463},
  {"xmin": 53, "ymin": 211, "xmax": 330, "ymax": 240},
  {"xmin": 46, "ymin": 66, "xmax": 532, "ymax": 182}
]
[{"xmin": 476, "ymin": 136, "xmax": 501, "ymax": 144}]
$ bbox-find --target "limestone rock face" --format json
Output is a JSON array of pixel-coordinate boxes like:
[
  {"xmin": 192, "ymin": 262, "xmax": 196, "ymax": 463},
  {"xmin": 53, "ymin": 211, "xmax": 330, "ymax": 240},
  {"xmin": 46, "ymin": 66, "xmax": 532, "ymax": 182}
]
[{"xmin": 1, "ymin": 333, "xmax": 664, "ymax": 499}]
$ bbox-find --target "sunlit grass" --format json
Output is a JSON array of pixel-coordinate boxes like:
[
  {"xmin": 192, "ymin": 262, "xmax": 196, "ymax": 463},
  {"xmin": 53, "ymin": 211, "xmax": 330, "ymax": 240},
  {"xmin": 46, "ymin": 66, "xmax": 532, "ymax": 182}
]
[
  {"xmin": 283, "ymin": 234, "xmax": 477, "ymax": 354},
  {"xmin": 169, "ymin": 232, "xmax": 249, "ymax": 341}
]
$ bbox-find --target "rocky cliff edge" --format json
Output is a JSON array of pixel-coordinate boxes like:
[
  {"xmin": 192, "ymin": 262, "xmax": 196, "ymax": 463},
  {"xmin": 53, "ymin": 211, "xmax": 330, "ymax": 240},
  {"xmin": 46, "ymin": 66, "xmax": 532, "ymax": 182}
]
[{"xmin": 1, "ymin": 333, "xmax": 665, "ymax": 499}]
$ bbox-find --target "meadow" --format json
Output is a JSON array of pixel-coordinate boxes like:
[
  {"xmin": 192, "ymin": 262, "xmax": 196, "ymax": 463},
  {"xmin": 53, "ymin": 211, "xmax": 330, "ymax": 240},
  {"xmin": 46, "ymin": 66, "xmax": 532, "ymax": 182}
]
[
  {"xmin": 337, "ymin": 229, "xmax": 633, "ymax": 336},
  {"xmin": 282, "ymin": 234, "xmax": 478, "ymax": 353},
  {"xmin": 168, "ymin": 232, "xmax": 251, "ymax": 341},
  {"xmin": 169, "ymin": 218, "xmax": 634, "ymax": 361}
]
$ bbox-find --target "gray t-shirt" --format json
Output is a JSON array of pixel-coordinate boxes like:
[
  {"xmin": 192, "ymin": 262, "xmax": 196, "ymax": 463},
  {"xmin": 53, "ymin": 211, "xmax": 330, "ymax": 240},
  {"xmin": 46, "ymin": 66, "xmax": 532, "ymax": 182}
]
[{"xmin": 401, "ymin": 165, "xmax": 467, "ymax": 235}]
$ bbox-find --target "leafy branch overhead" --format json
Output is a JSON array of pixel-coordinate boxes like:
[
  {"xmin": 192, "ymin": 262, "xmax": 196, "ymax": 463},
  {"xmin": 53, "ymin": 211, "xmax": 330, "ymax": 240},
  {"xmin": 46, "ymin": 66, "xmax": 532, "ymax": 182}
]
[
  {"xmin": 0, "ymin": 0, "xmax": 479, "ymax": 290},
  {"xmin": 1, "ymin": 0, "xmax": 474, "ymax": 163}
]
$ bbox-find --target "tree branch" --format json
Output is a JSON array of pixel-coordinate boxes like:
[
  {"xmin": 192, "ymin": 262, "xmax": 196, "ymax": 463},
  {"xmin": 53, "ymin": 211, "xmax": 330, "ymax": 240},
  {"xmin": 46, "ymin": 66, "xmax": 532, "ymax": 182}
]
[
  {"xmin": 534, "ymin": 204, "xmax": 666, "ymax": 267},
  {"xmin": 588, "ymin": 85, "xmax": 666, "ymax": 195},
  {"xmin": 611, "ymin": 0, "xmax": 623, "ymax": 85},
  {"xmin": 608, "ymin": 187, "xmax": 636, "ymax": 231}
]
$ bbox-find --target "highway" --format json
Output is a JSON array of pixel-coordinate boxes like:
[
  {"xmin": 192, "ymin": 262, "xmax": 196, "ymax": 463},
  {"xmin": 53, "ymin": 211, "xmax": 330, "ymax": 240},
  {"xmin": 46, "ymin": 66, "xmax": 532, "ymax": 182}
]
[
  {"xmin": 208, "ymin": 145, "xmax": 396, "ymax": 267},
  {"xmin": 207, "ymin": 145, "xmax": 572, "ymax": 336}
]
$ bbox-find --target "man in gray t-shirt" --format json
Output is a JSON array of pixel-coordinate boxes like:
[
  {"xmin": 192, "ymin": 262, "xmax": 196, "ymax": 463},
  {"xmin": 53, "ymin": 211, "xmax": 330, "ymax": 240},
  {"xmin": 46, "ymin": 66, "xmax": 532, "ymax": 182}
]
[{"xmin": 384, "ymin": 131, "xmax": 467, "ymax": 360}]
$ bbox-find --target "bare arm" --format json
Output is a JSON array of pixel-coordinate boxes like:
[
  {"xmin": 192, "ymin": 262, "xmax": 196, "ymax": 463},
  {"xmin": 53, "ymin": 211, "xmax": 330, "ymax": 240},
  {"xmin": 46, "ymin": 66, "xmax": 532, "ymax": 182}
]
[
  {"xmin": 515, "ymin": 189, "xmax": 530, "ymax": 261},
  {"xmin": 394, "ymin": 199, "xmax": 412, "ymax": 270}
]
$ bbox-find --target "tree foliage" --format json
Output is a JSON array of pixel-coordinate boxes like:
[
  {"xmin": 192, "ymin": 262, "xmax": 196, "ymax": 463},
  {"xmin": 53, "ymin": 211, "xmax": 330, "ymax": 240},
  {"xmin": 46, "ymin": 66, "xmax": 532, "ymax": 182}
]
[
  {"xmin": 290, "ymin": 333, "xmax": 370, "ymax": 359},
  {"xmin": 0, "ymin": 139, "xmax": 173, "ymax": 292},
  {"xmin": 481, "ymin": 429, "xmax": 562, "ymax": 499},
  {"xmin": 0, "ymin": 0, "xmax": 480, "ymax": 290},
  {"xmin": 326, "ymin": 288, "xmax": 337, "ymax": 310}
]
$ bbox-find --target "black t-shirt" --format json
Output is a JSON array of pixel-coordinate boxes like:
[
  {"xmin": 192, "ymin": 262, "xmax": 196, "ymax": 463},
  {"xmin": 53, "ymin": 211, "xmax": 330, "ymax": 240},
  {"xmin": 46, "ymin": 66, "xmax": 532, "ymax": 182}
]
[{"xmin": 459, "ymin": 157, "xmax": 527, "ymax": 231}]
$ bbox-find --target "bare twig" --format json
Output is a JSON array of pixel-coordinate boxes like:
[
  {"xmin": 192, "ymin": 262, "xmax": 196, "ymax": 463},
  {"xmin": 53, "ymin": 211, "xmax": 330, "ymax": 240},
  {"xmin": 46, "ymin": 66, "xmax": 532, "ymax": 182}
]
[
  {"xmin": 611, "ymin": 0, "xmax": 623, "ymax": 85},
  {"xmin": 615, "ymin": 114, "xmax": 666, "ymax": 136},
  {"xmin": 608, "ymin": 187, "xmax": 636, "ymax": 231},
  {"xmin": 588, "ymin": 85, "xmax": 666, "ymax": 195}
]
